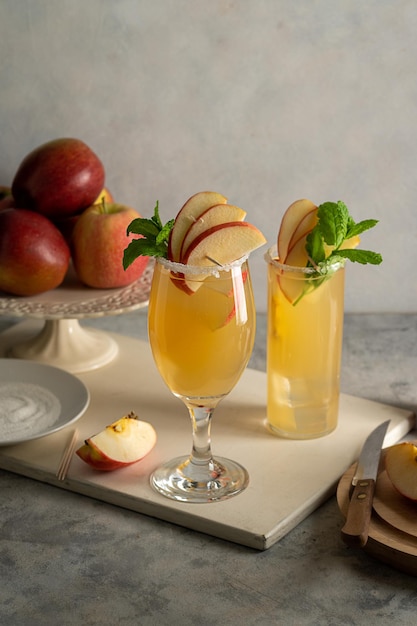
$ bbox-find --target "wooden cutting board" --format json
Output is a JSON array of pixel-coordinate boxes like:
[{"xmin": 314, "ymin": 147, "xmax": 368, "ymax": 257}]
[
  {"xmin": 0, "ymin": 319, "xmax": 415, "ymax": 550},
  {"xmin": 337, "ymin": 450, "xmax": 417, "ymax": 575}
]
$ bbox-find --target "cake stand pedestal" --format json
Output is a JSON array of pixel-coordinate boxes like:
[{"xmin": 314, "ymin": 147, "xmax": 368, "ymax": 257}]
[{"xmin": 0, "ymin": 261, "xmax": 153, "ymax": 373}]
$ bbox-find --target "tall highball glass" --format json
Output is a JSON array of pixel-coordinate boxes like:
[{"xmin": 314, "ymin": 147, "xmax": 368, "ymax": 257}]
[{"xmin": 265, "ymin": 245, "xmax": 345, "ymax": 439}]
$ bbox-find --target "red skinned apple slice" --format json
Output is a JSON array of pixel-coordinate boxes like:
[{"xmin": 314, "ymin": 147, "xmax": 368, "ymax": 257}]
[
  {"xmin": 277, "ymin": 198, "xmax": 317, "ymax": 262},
  {"xmin": 76, "ymin": 412, "xmax": 157, "ymax": 471},
  {"xmin": 167, "ymin": 191, "xmax": 227, "ymax": 262},
  {"xmin": 385, "ymin": 442, "xmax": 417, "ymax": 501},
  {"xmin": 180, "ymin": 221, "xmax": 266, "ymax": 293},
  {"xmin": 179, "ymin": 203, "xmax": 246, "ymax": 262},
  {"xmin": 277, "ymin": 233, "xmax": 312, "ymax": 304},
  {"xmin": 287, "ymin": 208, "xmax": 318, "ymax": 255}
]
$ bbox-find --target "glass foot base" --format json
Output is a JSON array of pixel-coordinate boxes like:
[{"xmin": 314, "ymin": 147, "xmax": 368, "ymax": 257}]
[
  {"xmin": 266, "ymin": 418, "xmax": 336, "ymax": 439},
  {"xmin": 150, "ymin": 455, "xmax": 249, "ymax": 503}
]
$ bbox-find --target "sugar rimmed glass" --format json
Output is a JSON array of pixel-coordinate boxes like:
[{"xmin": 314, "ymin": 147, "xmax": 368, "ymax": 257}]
[
  {"xmin": 265, "ymin": 245, "xmax": 345, "ymax": 439},
  {"xmin": 148, "ymin": 255, "xmax": 255, "ymax": 502}
]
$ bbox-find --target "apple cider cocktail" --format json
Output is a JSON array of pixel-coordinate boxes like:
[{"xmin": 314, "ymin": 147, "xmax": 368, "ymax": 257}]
[
  {"xmin": 149, "ymin": 260, "xmax": 255, "ymax": 400},
  {"xmin": 124, "ymin": 192, "xmax": 266, "ymax": 502},
  {"xmin": 266, "ymin": 199, "xmax": 382, "ymax": 439},
  {"xmin": 266, "ymin": 251, "xmax": 345, "ymax": 438}
]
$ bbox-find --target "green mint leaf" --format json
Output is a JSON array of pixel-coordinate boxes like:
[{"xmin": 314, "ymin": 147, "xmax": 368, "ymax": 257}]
[
  {"xmin": 156, "ymin": 218, "xmax": 175, "ymax": 246},
  {"xmin": 346, "ymin": 219, "xmax": 378, "ymax": 238},
  {"xmin": 127, "ymin": 217, "xmax": 160, "ymax": 238},
  {"xmin": 150, "ymin": 201, "xmax": 163, "ymax": 229},
  {"xmin": 294, "ymin": 199, "xmax": 382, "ymax": 305},
  {"xmin": 316, "ymin": 201, "xmax": 349, "ymax": 248},
  {"xmin": 123, "ymin": 201, "xmax": 174, "ymax": 268},
  {"xmin": 306, "ymin": 228, "xmax": 326, "ymax": 264},
  {"xmin": 123, "ymin": 238, "xmax": 166, "ymax": 270},
  {"xmin": 335, "ymin": 248, "xmax": 383, "ymax": 265}
]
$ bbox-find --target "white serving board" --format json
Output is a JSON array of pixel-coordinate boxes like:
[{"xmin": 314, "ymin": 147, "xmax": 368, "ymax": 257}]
[{"xmin": 0, "ymin": 320, "xmax": 414, "ymax": 550}]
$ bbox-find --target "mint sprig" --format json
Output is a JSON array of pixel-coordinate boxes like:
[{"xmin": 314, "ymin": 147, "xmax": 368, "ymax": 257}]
[
  {"xmin": 289, "ymin": 200, "xmax": 383, "ymax": 305},
  {"xmin": 305, "ymin": 201, "xmax": 383, "ymax": 271},
  {"xmin": 123, "ymin": 201, "xmax": 174, "ymax": 270}
]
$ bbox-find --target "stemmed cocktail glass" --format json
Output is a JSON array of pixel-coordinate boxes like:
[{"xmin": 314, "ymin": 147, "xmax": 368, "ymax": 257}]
[{"xmin": 148, "ymin": 255, "xmax": 255, "ymax": 503}]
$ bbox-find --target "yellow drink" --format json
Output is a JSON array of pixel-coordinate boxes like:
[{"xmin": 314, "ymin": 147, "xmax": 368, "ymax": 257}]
[
  {"xmin": 266, "ymin": 250, "xmax": 345, "ymax": 438},
  {"xmin": 148, "ymin": 259, "xmax": 256, "ymax": 400}
]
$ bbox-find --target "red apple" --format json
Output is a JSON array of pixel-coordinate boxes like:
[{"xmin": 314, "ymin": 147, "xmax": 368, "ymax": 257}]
[
  {"xmin": 72, "ymin": 201, "xmax": 149, "ymax": 288},
  {"xmin": 52, "ymin": 213, "xmax": 82, "ymax": 245},
  {"xmin": 11, "ymin": 137, "xmax": 105, "ymax": 218},
  {"xmin": 0, "ymin": 208, "xmax": 70, "ymax": 296},
  {"xmin": 76, "ymin": 412, "xmax": 157, "ymax": 471},
  {"xmin": 385, "ymin": 442, "xmax": 417, "ymax": 501},
  {"xmin": 167, "ymin": 191, "xmax": 227, "ymax": 261},
  {"xmin": 52, "ymin": 189, "xmax": 114, "ymax": 244}
]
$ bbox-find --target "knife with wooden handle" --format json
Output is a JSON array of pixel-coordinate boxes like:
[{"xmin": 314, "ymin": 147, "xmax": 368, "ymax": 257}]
[{"xmin": 341, "ymin": 420, "xmax": 390, "ymax": 548}]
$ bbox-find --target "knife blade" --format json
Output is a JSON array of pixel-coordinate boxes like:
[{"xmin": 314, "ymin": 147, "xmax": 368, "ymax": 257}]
[{"xmin": 341, "ymin": 419, "xmax": 390, "ymax": 548}]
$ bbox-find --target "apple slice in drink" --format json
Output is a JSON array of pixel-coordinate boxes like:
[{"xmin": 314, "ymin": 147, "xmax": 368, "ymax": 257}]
[
  {"xmin": 179, "ymin": 203, "xmax": 246, "ymax": 262},
  {"xmin": 385, "ymin": 442, "xmax": 417, "ymax": 501},
  {"xmin": 278, "ymin": 234, "xmax": 312, "ymax": 304},
  {"xmin": 277, "ymin": 198, "xmax": 317, "ymax": 262},
  {"xmin": 180, "ymin": 221, "xmax": 266, "ymax": 293},
  {"xmin": 167, "ymin": 191, "xmax": 227, "ymax": 262},
  {"xmin": 76, "ymin": 412, "xmax": 157, "ymax": 471}
]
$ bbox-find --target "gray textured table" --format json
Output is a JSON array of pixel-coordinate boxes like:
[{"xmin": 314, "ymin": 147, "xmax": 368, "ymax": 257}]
[{"xmin": 1, "ymin": 312, "xmax": 417, "ymax": 626}]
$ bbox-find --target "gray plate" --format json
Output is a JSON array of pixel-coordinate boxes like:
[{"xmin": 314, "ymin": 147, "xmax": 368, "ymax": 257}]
[{"xmin": 0, "ymin": 359, "xmax": 89, "ymax": 445}]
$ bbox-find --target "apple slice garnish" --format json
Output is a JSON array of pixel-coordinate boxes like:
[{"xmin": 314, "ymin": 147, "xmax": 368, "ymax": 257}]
[
  {"xmin": 179, "ymin": 203, "xmax": 246, "ymax": 262},
  {"xmin": 287, "ymin": 207, "xmax": 318, "ymax": 255},
  {"xmin": 276, "ymin": 234, "xmax": 313, "ymax": 304},
  {"xmin": 76, "ymin": 412, "xmax": 157, "ymax": 471},
  {"xmin": 385, "ymin": 442, "xmax": 417, "ymax": 501},
  {"xmin": 277, "ymin": 198, "xmax": 317, "ymax": 263},
  {"xmin": 180, "ymin": 221, "xmax": 266, "ymax": 293},
  {"xmin": 167, "ymin": 191, "xmax": 227, "ymax": 262}
]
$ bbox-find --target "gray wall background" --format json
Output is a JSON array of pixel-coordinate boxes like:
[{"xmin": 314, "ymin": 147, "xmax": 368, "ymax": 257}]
[{"xmin": 1, "ymin": 0, "xmax": 416, "ymax": 313}]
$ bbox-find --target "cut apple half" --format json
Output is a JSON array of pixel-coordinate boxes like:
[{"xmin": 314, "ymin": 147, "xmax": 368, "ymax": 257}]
[
  {"xmin": 167, "ymin": 191, "xmax": 227, "ymax": 262},
  {"xmin": 76, "ymin": 412, "xmax": 157, "ymax": 471},
  {"xmin": 179, "ymin": 203, "xmax": 246, "ymax": 262},
  {"xmin": 180, "ymin": 221, "xmax": 266, "ymax": 293},
  {"xmin": 385, "ymin": 442, "xmax": 417, "ymax": 501},
  {"xmin": 277, "ymin": 198, "xmax": 317, "ymax": 263}
]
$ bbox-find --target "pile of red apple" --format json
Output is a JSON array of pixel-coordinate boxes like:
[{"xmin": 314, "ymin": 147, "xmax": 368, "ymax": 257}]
[{"xmin": 0, "ymin": 137, "xmax": 148, "ymax": 297}]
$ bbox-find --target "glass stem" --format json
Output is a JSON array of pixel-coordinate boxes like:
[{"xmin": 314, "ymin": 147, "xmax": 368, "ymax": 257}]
[{"xmin": 186, "ymin": 403, "xmax": 218, "ymax": 472}]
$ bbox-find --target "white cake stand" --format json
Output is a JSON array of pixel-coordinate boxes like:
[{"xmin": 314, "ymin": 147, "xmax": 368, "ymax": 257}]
[{"xmin": 0, "ymin": 261, "xmax": 153, "ymax": 373}]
